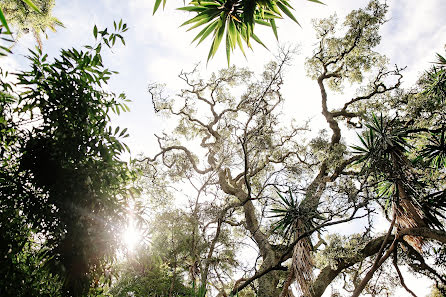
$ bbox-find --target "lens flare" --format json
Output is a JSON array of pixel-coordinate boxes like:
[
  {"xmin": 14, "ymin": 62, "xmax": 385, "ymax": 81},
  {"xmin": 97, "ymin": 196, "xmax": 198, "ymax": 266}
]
[{"xmin": 122, "ymin": 218, "xmax": 141, "ymax": 252}]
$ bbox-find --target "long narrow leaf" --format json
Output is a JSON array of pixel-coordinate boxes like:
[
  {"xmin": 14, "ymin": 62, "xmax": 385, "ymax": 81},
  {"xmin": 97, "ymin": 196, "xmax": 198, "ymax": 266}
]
[
  {"xmin": 271, "ymin": 19, "xmax": 278, "ymax": 40},
  {"xmin": 153, "ymin": 0, "xmax": 162, "ymax": 14},
  {"xmin": 0, "ymin": 8, "xmax": 11, "ymax": 34},
  {"xmin": 207, "ymin": 18, "xmax": 225, "ymax": 62},
  {"xmin": 276, "ymin": 1, "xmax": 300, "ymax": 26},
  {"xmin": 192, "ymin": 19, "xmax": 218, "ymax": 43},
  {"xmin": 22, "ymin": 0, "xmax": 41, "ymax": 13},
  {"xmin": 196, "ymin": 20, "xmax": 219, "ymax": 45},
  {"xmin": 251, "ymin": 33, "xmax": 267, "ymax": 49}
]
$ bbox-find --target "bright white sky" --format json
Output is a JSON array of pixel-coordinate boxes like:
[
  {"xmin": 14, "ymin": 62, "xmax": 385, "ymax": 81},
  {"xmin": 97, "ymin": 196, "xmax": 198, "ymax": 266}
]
[{"xmin": 2, "ymin": 0, "xmax": 446, "ymax": 296}]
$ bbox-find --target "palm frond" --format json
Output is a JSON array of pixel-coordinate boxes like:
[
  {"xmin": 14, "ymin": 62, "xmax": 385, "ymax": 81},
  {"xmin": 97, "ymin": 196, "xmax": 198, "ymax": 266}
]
[
  {"xmin": 419, "ymin": 129, "xmax": 446, "ymax": 168},
  {"xmin": 172, "ymin": 0, "xmax": 324, "ymax": 64},
  {"xmin": 352, "ymin": 113, "xmax": 410, "ymax": 172}
]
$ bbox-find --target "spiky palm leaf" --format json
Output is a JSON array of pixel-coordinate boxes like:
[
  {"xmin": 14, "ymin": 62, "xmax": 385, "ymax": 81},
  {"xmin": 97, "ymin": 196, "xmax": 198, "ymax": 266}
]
[
  {"xmin": 419, "ymin": 129, "xmax": 446, "ymax": 168},
  {"xmin": 270, "ymin": 187, "xmax": 322, "ymax": 239},
  {"xmin": 351, "ymin": 113, "xmax": 409, "ymax": 171},
  {"xmin": 155, "ymin": 0, "xmax": 324, "ymax": 65},
  {"xmin": 0, "ymin": 28, "xmax": 13, "ymax": 56},
  {"xmin": 353, "ymin": 114, "xmax": 445, "ymax": 250},
  {"xmin": 421, "ymin": 190, "xmax": 446, "ymax": 229},
  {"xmin": 425, "ymin": 50, "xmax": 446, "ymax": 103},
  {"xmin": 424, "ymin": 67, "xmax": 446, "ymax": 103},
  {"xmin": 270, "ymin": 188, "xmax": 300, "ymax": 237},
  {"xmin": 270, "ymin": 187, "xmax": 317, "ymax": 297}
]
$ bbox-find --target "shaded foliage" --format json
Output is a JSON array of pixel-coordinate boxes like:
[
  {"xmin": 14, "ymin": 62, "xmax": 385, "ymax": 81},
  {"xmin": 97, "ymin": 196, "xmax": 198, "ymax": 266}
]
[{"xmin": 0, "ymin": 21, "xmax": 134, "ymax": 296}]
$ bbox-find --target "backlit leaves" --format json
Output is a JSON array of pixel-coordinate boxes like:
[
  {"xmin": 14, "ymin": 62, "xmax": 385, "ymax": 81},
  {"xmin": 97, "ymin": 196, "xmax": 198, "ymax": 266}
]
[{"xmin": 160, "ymin": 0, "xmax": 324, "ymax": 65}]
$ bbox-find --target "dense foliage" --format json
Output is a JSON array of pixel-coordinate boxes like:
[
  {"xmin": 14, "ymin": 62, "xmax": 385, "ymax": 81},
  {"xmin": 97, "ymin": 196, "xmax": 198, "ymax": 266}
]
[
  {"xmin": 156, "ymin": 0, "xmax": 323, "ymax": 64},
  {"xmin": 0, "ymin": 22, "xmax": 135, "ymax": 296}
]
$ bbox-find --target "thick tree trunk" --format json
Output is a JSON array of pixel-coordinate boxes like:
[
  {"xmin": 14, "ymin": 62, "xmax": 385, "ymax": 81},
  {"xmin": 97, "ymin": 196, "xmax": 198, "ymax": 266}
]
[
  {"xmin": 257, "ymin": 254, "xmax": 280, "ymax": 297},
  {"xmin": 243, "ymin": 200, "xmax": 281, "ymax": 297},
  {"xmin": 218, "ymin": 169, "xmax": 282, "ymax": 296}
]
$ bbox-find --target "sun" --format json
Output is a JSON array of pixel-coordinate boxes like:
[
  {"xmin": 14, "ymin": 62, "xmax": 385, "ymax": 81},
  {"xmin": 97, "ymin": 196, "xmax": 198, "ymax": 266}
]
[{"xmin": 122, "ymin": 217, "xmax": 141, "ymax": 252}]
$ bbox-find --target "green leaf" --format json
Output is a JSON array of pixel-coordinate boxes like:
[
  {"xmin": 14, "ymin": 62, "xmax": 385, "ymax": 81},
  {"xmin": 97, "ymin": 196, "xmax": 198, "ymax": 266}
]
[
  {"xmin": 227, "ymin": 18, "xmax": 237, "ymax": 49},
  {"xmin": 226, "ymin": 30, "xmax": 231, "ymax": 66},
  {"xmin": 270, "ymin": 19, "xmax": 278, "ymax": 40},
  {"xmin": 93, "ymin": 25, "xmax": 98, "ymax": 39},
  {"xmin": 193, "ymin": 20, "xmax": 218, "ymax": 45},
  {"xmin": 276, "ymin": 1, "xmax": 300, "ymax": 26},
  {"xmin": 207, "ymin": 17, "xmax": 225, "ymax": 62},
  {"xmin": 22, "ymin": 0, "xmax": 41, "ymax": 13},
  {"xmin": 153, "ymin": 0, "xmax": 163, "ymax": 14},
  {"xmin": 251, "ymin": 33, "xmax": 267, "ymax": 49},
  {"xmin": 177, "ymin": 6, "xmax": 208, "ymax": 12},
  {"xmin": 0, "ymin": 8, "xmax": 11, "ymax": 34},
  {"xmin": 119, "ymin": 128, "xmax": 128, "ymax": 137},
  {"xmin": 255, "ymin": 19, "xmax": 271, "ymax": 27},
  {"xmin": 181, "ymin": 11, "xmax": 219, "ymax": 27},
  {"xmin": 307, "ymin": 0, "xmax": 325, "ymax": 5},
  {"xmin": 236, "ymin": 32, "xmax": 246, "ymax": 58}
]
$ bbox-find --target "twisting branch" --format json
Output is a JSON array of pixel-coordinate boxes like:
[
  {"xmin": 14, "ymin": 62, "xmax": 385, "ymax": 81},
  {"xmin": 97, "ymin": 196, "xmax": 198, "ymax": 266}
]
[
  {"xmin": 351, "ymin": 215, "xmax": 396, "ymax": 297},
  {"xmin": 392, "ymin": 248, "xmax": 418, "ymax": 297}
]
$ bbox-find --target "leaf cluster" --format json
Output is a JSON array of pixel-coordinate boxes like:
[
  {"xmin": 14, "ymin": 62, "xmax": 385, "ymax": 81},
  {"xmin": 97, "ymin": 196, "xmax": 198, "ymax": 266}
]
[
  {"xmin": 0, "ymin": 21, "xmax": 135, "ymax": 296},
  {"xmin": 156, "ymin": 0, "xmax": 323, "ymax": 65}
]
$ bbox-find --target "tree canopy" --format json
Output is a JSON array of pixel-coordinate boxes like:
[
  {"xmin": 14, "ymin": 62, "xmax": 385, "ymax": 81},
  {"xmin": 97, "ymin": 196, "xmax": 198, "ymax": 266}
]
[
  {"xmin": 1, "ymin": 0, "xmax": 445, "ymax": 297},
  {"xmin": 0, "ymin": 21, "xmax": 135, "ymax": 296}
]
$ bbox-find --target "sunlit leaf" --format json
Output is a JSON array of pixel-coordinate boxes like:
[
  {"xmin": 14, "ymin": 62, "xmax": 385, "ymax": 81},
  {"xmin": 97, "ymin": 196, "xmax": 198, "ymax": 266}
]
[
  {"xmin": 153, "ymin": 0, "xmax": 163, "ymax": 14},
  {"xmin": 0, "ymin": 8, "xmax": 11, "ymax": 34},
  {"xmin": 22, "ymin": 0, "xmax": 42, "ymax": 13}
]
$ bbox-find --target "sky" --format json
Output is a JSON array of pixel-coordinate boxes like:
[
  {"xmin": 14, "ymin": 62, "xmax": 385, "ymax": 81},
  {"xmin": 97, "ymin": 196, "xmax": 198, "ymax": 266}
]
[
  {"xmin": 1, "ymin": 0, "xmax": 446, "ymax": 296},
  {"xmin": 3, "ymin": 0, "xmax": 446, "ymax": 158}
]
